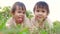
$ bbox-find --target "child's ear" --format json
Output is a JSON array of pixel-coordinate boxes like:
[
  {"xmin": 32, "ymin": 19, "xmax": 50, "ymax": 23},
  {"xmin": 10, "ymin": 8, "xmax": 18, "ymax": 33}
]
[
  {"xmin": 47, "ymin": 13, "xmax": 49, "ymax": 15},
  {"xmin": 34, "ymin": 12, "xmax": 35, "ymax": 14}
]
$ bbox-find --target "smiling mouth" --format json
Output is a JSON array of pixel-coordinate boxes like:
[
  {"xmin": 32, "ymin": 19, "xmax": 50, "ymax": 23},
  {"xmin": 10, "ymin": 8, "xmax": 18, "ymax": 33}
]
[
  {"xmin": 18, "ymin": 17, "xmax": 23, "ymax": 20},
  {"xmin": 37, "ymin": 16, "xmax": 42, "ymax": 18}
]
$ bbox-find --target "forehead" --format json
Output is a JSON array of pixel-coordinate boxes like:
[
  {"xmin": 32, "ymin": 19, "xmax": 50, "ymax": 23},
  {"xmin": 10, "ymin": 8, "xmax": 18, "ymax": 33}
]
[
  {"xmin": 16, "ymin": 5, "xmax": 25, "ymax": 11},
  {"xmin": 35, "ymin": 6, "xmax": 47, "ymax": 11}
]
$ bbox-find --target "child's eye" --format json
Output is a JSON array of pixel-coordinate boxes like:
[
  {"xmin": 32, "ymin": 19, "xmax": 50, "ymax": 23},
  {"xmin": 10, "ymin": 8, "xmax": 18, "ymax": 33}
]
[
  {"xmin": 23, "ymin": 12, "xmax": 25, "ymax": 14},
  {"xmin": 18, "ymin": 11, "xmax": 21, "ymax": 13},
  {"xmin": 42, "ymin": 11, "xmax": 45, "ymax": 13},
  {"xmin": 37, "ymin": 10, "xmax": 39, "ymax": 12}
]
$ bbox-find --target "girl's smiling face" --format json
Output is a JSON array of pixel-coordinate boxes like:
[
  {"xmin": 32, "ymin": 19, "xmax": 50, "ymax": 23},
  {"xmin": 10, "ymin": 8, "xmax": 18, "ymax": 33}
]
[
  {"xmin": 12, "ymin": 6, "xmax": 26, "ymax": 24},
  {"xmin": 34, "ymin": 8, "xmax": 48, "ymax": 22}
]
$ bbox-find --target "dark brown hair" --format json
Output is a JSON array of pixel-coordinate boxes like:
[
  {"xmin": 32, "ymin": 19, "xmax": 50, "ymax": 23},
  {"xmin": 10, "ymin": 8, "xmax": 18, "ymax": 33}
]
[{"xmin": 11, "ymin": 2, "xmax": 26, "ymax": 13}]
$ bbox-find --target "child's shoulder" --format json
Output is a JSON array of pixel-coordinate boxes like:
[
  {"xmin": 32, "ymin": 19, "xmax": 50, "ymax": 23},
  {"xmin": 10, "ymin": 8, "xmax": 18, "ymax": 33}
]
[
  {"xmin": 6, "ymin": 17, "xmax": 13, "ymax": 24},
  {"xmin": 6, "ymin": 17, "xmax": 15, "ymax": 23},
  {"xmin": 6, "ymin": 17, "xmax": 15, "ymax": 28},
  {"xmin": 45, "ymin": 18, "xmax": 53, "ymax": 28}
]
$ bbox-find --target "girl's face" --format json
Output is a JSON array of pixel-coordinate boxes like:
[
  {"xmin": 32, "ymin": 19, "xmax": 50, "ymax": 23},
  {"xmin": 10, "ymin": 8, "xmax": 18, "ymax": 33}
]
[
  {"xmin": 34, "ymin": 8, "xmax": 48, "ymax": 22},
  {"xmin": 13, "ymin": 6, "xmax": 26, "ymax": 23}
]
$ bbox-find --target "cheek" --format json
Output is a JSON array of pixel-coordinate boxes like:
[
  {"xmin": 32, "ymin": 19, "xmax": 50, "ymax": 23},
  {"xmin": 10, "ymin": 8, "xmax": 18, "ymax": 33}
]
[
  {"xmin": 43, "ymin": 14, "xmax": 47, "ymax": 18},
  {"xmin": 14, "ymin": 12, "xmax": 19, "ymax": 16},
  {"xmin": 13, "ymin": 13, "xmax": 19, "ymax": 19},
  {"xmin": 34, "ymin": 12, "xmax": 38, "ymax": 16},
  {"xmin": 15, "ymin": 14, "xmax": 19, "ymax": 18}
]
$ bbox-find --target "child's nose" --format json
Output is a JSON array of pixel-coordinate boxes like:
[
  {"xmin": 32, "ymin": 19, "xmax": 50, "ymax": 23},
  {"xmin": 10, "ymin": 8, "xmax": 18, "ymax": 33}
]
[
  {"xmin": 19, "ymin": 14, "xmax": 24, "ymax": 16},
  {"xmin": 39, "ymin": 12, "xmax": 43, "ymax": 15},
  {"xmin": 19, "ymin": 14, "xmax": 24, "ymax": 17}
]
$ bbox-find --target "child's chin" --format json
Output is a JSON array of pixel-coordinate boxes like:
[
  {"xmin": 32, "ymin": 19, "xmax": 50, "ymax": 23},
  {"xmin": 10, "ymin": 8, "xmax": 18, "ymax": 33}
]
[{"xmin": 37, "ymin": 18, "xmax": 41, "ymax": 20}]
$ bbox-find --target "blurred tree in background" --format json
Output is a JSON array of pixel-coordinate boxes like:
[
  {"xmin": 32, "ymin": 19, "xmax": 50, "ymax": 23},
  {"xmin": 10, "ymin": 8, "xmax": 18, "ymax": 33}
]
[{"xmin": 0, "ymin": 6, "xmax": 11, "ymax": 30}]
